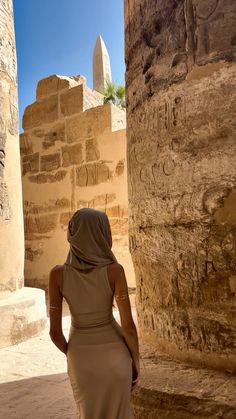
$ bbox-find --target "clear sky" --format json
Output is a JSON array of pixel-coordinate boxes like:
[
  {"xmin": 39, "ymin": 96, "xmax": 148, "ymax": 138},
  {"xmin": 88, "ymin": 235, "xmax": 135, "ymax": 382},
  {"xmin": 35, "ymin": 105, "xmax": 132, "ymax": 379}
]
[{"xmin": 13, "ymin": 0, "xmax": 125, "ymax": 131}]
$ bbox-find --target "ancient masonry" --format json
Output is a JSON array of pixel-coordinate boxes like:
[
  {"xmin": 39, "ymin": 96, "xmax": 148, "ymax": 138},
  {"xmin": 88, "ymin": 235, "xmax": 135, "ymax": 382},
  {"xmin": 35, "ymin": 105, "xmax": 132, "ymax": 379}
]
[
  {"xmin": 20, "ymin": 71, "xmax": 135, "ymax": 290},
  {"xmin": 125, "ymin": 1, "xmax": 236, "ymax": 372},
  {"xmin": 0, "ymin": 0, "xmax": 46, "ymax": 347}
]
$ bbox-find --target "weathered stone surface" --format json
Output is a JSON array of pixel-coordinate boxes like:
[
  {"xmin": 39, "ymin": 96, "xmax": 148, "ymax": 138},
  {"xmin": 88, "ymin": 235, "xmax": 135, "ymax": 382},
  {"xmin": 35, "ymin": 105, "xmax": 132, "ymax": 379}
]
[
  {"xmin": 115, "ymin": 159, "xmax": 125, "ymax": 176},
  {"xmin": 60, "ymin": 84, "xmax": 83, "ymax": 116},
  {"xmin": 76, "ymin": 193, "xmax": 117, "ymax": 210},
  {"xmin": 24, "ymin": 198, "xmax": 70, "ymax": 215},
  {"xmin": 40, "ymin": 152, "xmax": 61, "ymax": 172},
  {"xmin": 132, "ymin": 345, "xmax": 236, "ymax": 419},
  {"xmin": 86, "ymin": 138, "xmax": 100, "ymax": 162},
  {"xmin": 0, "ymin": 182, "xmax": 11, "ymax": 221},
  {"xmin": 0, "ymin": 287, "xmax": 47, "ymax": 348},
  {"xmin": 22, "ymin": 152, "xmax": 39, "ymax": 175},
  {"xmin": 41, "ymin": 122, "xmax": 66, "ymax": 150},
  {"xmin": 125, "ymin": 0, "xmax": 236, "ymax": 370},
  {"xmin": 23, "ymin": 95, "xmax": 58, "ymax": 130},
  {"xmin": 62, "ymin": 143, "xmax": 83, "ymax": 167},
  {"xmin": 76, "ymin": 162, "xmax": 110, "ymax": 186},
  {"xmin": 25, "ymin": 213, "xmax": 58, "ymax": 237},
  {"xmin": 36, "ymin": 74, "xmax": 78, "ymax": 100},
  {"xmin": 20, "ymin": 133, "xmax": 34, "ymax": 156},
  {"xmin": 66, "ymin": 104, "xmax": 111, "ymax": 143},
  {"xmin": 28, "ymin": 169, "xmax": 67, "ymax": 184}
]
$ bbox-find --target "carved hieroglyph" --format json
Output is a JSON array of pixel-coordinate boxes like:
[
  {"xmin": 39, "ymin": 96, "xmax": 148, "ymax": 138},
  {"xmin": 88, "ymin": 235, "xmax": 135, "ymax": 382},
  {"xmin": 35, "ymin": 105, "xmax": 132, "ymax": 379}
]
[
  {"xmin": 93, "ymin": 35, "xmax": 112, "ymax": 93},
  {"xmin": 21, "ymin": 74, "xmax": 135, "ymax": 290},
  {"xmin": 125, "ymin": 0, "xmax": 236, "ymax": 371}
]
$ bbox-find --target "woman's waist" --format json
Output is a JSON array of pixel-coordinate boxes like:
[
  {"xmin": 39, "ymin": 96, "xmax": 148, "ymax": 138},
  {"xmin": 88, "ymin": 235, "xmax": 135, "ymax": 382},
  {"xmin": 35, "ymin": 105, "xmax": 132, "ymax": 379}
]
[
  {"xmin": 69, "ymin": 318, "xmax": 125, "ymax": 345},
  {"xmin": 70, "ymin": 315, "xmax": 117, "ymax": 331}
]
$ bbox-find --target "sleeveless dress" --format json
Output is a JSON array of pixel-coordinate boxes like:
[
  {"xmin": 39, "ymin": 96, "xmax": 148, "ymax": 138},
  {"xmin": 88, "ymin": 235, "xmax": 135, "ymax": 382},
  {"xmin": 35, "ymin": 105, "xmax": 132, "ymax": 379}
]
[{"xmin": 62, "ymin": 264, "xmax": 134, "ymax": 419}]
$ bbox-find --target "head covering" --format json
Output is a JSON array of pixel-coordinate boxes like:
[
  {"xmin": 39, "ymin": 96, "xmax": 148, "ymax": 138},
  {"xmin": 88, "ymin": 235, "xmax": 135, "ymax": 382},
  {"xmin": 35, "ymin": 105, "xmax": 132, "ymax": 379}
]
[{"xmin": 65, "ymin": 208, "xmax": 117, "ymax": 270}]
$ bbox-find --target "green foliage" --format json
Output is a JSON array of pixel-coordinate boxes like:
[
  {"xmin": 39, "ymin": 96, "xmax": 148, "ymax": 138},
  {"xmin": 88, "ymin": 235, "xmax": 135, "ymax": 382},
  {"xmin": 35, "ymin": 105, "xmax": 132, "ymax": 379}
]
[{"xmin": 102, "ymin": 81, "xmax": 126, "ymax": 109}]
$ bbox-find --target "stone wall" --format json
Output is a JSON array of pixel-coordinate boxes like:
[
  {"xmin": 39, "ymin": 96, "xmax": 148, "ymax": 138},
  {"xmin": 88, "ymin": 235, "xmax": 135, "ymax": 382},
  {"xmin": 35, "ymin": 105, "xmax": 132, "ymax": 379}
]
[
  {"xmin": 125, "ymin": 0, "xmax": 236, "ymax": 371},
  {"xmin": 21, "ymin": 75, "xmax": 135, "ymax": 290}
]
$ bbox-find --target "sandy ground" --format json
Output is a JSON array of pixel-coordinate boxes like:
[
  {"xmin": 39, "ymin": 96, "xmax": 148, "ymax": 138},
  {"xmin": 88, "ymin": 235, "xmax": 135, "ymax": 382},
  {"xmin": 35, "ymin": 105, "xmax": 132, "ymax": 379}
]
[{"xmin": 0, "ymin": 301, "xmax": 137, "ymax": 419}]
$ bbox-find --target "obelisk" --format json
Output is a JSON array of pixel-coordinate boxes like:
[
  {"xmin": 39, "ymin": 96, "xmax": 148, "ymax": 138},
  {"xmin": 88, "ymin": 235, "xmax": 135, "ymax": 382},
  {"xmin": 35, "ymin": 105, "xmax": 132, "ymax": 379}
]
[
  {"xmin": 0, "ymin": 0, "xmax": 46, "ymax": 348},
  {"xmin": 93, "ymin": 35, "xmax": 112, "ymax": 93}
]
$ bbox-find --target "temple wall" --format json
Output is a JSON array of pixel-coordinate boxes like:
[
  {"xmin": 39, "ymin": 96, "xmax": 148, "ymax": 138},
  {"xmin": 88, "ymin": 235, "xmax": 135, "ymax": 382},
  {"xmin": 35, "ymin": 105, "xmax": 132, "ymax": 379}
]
[
  {"xmin": 21, "ymin": 75, "xmax": 135, "ymax": 290},
  {"xmin": 125, "ymin": 0, "xmax": 236, "ymax": 371}
]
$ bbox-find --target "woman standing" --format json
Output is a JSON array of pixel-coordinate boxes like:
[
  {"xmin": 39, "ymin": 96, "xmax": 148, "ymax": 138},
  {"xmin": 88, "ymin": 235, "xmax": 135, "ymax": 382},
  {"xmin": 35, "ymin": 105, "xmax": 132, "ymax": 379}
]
[{"xmin": 49, "ymin": 208, "xmax": 139, "ymax": 419}]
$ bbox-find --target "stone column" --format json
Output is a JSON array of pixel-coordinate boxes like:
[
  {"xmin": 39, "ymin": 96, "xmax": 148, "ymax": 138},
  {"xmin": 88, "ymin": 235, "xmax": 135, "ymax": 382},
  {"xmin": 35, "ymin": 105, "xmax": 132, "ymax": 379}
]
[
  {"xmin": 125, "ymin": 0, "xmax": 236, "ymax": 371},
  {"xmin": 0, "ymin": 0, "xmax": 46, "ymax": 348}
]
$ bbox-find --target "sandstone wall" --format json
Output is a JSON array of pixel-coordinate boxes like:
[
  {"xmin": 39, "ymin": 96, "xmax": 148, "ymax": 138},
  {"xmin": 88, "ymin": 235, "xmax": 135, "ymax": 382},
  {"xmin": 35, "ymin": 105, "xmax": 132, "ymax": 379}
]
[
  {"xmin": 125, "ymin": 0, "xmax": 236, "ymax": 371},
  {"xmin": 21, "ymin": 75, "xmax": 135, "ymax": 290},
  {"xmin": 0, "ymin": 0, "xmax": 24, "ymax": 295}
]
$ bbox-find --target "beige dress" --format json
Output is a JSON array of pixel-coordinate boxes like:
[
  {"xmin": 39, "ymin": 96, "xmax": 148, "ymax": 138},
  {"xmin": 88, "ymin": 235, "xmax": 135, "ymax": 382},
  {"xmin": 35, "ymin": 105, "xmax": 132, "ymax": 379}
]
[{"xmin": 62, "ymin": 263, "xmax": 134, "ymax": 419}]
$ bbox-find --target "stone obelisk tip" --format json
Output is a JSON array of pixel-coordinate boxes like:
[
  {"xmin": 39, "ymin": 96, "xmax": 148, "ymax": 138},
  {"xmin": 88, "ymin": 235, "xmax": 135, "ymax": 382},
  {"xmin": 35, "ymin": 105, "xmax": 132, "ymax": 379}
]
[{"xmin": 93, "ymin": 35, "xmax": 112, "ymax": 93}]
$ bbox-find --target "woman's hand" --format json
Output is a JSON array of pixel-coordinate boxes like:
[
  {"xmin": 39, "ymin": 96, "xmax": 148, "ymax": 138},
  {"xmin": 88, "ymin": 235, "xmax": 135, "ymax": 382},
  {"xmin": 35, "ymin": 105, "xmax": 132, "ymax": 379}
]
[{"xmin": 131, "ymin": 358, "xmax": 140, "ymax": 389}]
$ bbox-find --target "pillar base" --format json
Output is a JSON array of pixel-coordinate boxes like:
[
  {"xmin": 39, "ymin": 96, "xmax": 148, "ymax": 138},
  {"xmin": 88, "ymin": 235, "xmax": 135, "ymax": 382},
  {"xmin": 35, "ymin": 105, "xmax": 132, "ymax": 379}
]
[
  {"xmin": 0, "ymin": 287, "xmax": 47, "ymax": 348},
  {"xmin": 132, "ymin": 345, "xmax": 236, "ymax": 418}
]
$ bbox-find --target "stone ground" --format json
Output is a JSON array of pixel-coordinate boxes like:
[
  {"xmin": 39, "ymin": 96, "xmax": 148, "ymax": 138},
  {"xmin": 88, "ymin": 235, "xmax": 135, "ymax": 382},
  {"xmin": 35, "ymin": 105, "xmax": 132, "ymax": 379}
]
[{"xmin": 1, "ymin": 299, "xmax": 236, "ymax": 419}]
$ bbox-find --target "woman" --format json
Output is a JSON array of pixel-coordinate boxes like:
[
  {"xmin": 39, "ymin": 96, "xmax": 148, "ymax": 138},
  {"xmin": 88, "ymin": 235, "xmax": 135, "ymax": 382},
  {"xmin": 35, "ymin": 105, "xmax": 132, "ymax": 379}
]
[{"xmin": 49, "ymin": 207, "xmax": 139, "ymax": 419}]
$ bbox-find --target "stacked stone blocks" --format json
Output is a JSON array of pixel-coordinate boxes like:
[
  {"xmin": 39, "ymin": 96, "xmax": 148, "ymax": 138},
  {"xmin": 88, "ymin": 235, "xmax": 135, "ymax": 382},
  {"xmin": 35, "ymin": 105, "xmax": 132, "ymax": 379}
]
[{"xmin": 21, "ymin": 74, "xmax": 133, "ymax": 289}]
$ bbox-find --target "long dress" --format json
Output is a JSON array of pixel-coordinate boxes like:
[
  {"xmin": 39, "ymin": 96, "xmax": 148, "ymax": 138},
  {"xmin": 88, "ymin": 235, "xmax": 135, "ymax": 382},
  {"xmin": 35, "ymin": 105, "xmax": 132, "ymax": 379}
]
[{"xmin": 62, "ymin": 263, "xmax": 134, "ymax": 419}]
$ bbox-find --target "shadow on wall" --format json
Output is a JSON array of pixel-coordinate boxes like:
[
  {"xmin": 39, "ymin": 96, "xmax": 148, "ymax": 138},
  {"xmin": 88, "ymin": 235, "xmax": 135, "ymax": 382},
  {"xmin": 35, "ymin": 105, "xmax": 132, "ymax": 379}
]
[{"xmin": 0, "ymin": 373, "xmax": 77, "ymax": 419}]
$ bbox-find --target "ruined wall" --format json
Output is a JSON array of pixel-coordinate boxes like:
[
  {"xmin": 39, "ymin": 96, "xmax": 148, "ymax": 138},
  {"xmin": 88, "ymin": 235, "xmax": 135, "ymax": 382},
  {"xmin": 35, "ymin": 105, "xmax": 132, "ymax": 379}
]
[
  {"xmin": 0, "ymin": 0, "xmax": 24, "ymax": 294},
  {"xmin": 125, "ymin": 0, "xmax": 236, "ymax": 371},
  {"xmin": 21, "ymin": 75, "xmax": 135, "ymax": 290}
]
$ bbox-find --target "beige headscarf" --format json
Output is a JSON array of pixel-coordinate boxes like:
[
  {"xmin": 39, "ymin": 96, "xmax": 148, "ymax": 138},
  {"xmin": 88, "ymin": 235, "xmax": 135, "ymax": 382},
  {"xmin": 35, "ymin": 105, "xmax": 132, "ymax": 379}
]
[{"xmin": 65, "ymin": 208, "xmax": 117, "ymax": 270}]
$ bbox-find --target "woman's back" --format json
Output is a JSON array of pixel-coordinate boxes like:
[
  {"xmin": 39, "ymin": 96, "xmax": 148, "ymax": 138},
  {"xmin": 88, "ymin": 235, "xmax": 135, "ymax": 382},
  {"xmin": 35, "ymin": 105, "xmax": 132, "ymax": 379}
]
[{"xmin": 62, "ymin": 264, "xmax": 114, "ymax": 329}]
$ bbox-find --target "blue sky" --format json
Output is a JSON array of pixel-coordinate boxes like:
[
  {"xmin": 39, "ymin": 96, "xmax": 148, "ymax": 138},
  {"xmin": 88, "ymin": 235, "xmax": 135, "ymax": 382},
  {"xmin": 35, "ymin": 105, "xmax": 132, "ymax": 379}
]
[{"xmin": 13, "ymin": 0, "xmax": 125, "ymax": 131}]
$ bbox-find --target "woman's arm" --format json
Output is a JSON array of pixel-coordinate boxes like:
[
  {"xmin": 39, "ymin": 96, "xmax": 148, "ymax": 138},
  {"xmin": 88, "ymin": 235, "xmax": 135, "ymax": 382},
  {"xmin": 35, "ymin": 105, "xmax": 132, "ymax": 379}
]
[
  {"xmin": 48, "ymin": 265, "xmax": 67, "ymax": 354},
  {"xmin": 108, "ymin": 263, "xmax": 140, "ymax": 386}
]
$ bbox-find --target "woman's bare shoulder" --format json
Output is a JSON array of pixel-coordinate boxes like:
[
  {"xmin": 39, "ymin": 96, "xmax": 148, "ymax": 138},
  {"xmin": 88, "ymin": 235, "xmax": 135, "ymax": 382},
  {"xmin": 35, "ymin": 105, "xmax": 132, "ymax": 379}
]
[
  {"xmin": 49, "ymin": 265, "xmax": 64, "ymax": 284},
  {"xmin": 107, "ymin": 262, "xmax": 125, "ymax": 277}
]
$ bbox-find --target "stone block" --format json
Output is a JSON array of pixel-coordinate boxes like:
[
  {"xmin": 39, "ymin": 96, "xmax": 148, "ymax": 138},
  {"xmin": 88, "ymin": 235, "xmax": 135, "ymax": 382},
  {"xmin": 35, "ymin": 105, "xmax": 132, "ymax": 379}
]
[
  {"xmin": 60, "ymin": 84, "xmax": 83, "ymax": 116},
  {"xmin": 24, "ymin": 198, "xmax": 70, "ymax": 215},
  {"xmin": 76, "ymin": 162, "xmax": 110, "ymax": 186},
  {"xmin": 20, "ymin": 133, "xmax": 33, "ymax": 156},
  {"xmin": 41, "ymin": 122, "xmax": 66, "ymax": 150},
  {"xmin": 60, "ymin": 211, "xmax": 74, "ymax": 227},
  {"xmin": 85, "ymin": 138, "xmax": 100, "ymax": 162},
  {"xmin": 28, "ymin": 170, "xmax": 67, "ymax": 184},
  {"xmin": 115, "ymin": 159, "xmax": 125, "ymax": 176},
  {"xmin": 23, "ymin": 95, "xmax": 58, "ymax": 130},
  {"xmin": 0, "ymin": 287, "xmax": 47, "ymax": 348},
  {"xmin": 110, "ymin": 218, "xmax": 128, "ymax": 236},
  {"xmin": 62, "ymin": 143, "xmax": 83, "ymax": 167},
  {"xmin": 36, "ymin": 74, "xmax": 78, "ymax": 99},
  {"xmin": 66, "ymin": 104, "xmax": 111, "ymax": 143},
  {"xmin": 24, "ymin": 213, "xmax": 58, "ymax": 236},
  {"xmin": 106, "ymin": 205, "xmax": 128, "ymax": 218},
  {"xmin": 22, "ymin": 153, "xmax": 39, "ymax": 175},
  {"xmin": 40, "ymin": 152, "xmax": 61, "ymax": 172}
]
